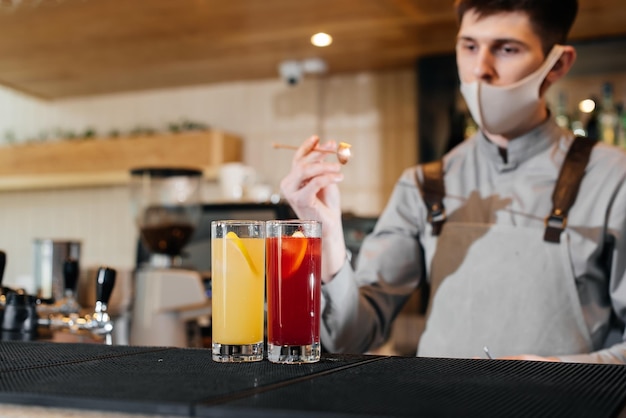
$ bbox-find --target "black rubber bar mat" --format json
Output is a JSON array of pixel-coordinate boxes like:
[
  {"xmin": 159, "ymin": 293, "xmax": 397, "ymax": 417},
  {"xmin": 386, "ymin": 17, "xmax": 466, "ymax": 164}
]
[
  {"xmin": 0, "ymin": 340, "xmax": 171, "ymax": 371},
  {"xmin": 200, "ymin": 356, "xmax": 626, "ymax": 418},
  {"xmin": 0, "ymin": 341, "xmax": 372, "ymax": 416}
]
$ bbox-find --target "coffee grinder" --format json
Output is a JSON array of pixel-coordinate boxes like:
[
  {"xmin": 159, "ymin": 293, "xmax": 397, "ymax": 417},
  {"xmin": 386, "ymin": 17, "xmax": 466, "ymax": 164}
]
[{"xmin": 129, "ymin": 167, "xmax": 211, "ymax": 347}]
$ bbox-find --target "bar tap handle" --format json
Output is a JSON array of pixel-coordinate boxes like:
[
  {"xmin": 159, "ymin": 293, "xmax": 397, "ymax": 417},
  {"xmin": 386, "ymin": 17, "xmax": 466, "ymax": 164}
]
[
  {"xmin": 0, "ymin": 251, "xmax": 12, "ymax": 296},
  {"xmin": 0, "ymin": 251, "xmax": 5, "ymax": 287},
  {"xmin": 95, "ymin": 267, "xmax": 116, "ymax": 315},
  {"xmin": 0, "ymin": 250, "xmax": 15, "ymax": 309},
  {"xmin": 63, "ymin": 258, "xmax": 79, "ymax": 297},
  {"xmin": 93, "ymin": 267, "xmax": 116, "ymax": 345},
  {"xmin": 38, "ymin": 258, "xmax": 81, "ymax": 315},
  {"xmin": 0, "ymin": 251, "xmax": 6, "ymax": 300},
  {"xmin": 0, "ymin": 251, "xmax": 5, "ymax": 326}
]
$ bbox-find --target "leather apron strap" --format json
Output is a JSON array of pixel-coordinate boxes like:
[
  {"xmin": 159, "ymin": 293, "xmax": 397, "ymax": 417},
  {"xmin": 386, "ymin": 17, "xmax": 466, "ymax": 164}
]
[
  {"xmin": 417, "ymin": 136, "xmax": 596, "ymax": 242},
  {"xmin": 544, "ymin": 136, "xmax": 597, "ymax": 243},
  {"xmin": 417, "ymin": 160, "xmax": 446, "ymax": 236}
]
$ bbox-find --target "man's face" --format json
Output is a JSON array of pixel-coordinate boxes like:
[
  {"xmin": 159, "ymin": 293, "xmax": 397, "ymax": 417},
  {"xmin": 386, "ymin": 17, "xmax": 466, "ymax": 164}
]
[{"xmin": 456, "ymin": 10, "xmax": 546, "ymax": 86}]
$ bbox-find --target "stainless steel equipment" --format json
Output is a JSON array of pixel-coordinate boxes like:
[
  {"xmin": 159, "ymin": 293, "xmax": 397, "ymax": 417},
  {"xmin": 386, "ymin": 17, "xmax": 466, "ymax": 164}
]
[
  {"xmin": 37, "ymin": 267, "xmax": 117, "ymax": 345},
  {"xmin": 0, "ymin": 260, "xmax": 117, "ymax": 345}
]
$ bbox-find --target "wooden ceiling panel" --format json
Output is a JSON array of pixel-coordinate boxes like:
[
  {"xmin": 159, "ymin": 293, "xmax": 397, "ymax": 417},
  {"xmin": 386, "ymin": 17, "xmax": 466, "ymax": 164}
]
[{"xmin": 0, "ymin": 0, "xmax": 622, "ymax": 99}]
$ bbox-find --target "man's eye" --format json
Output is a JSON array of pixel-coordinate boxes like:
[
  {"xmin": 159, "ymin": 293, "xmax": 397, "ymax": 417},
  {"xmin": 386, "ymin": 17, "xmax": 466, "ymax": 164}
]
[
  {"xmin": 459, "ymin": 43, "xmax": 476, "ymax": 52},
  {"xmin": 499, "ymin": 45, "xmax": 519, "ymax": 55}
]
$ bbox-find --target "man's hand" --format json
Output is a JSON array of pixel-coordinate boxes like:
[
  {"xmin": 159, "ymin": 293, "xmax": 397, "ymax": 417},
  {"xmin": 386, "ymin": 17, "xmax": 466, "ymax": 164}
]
[{"xmin": 279, "ymin": 135, "xmax": 347, "ymax": 281}]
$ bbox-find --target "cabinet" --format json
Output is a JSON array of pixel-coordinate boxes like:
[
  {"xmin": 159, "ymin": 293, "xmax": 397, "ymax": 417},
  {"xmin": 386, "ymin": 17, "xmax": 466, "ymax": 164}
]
[{"xmin": 0, "ymin": 130, "xmax": 242, "ymax": 191}]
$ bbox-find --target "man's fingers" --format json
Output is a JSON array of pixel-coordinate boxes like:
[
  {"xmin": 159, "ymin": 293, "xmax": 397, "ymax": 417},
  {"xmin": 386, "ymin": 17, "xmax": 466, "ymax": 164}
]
[
  {"xmin": 287, "ymin": 173, "xmax": 343, "ymax": 211},
  {"xmin": 294, "ymin": 135, "xmax": 320, "ymax": 163},
  {"xmin": 282, "ymin": 159, "xmax": 341, "ymax": 193},
  {"xmin": 292, "ymin": 137, "xmax": 342, "ymax": 167},
  {"xmin": 297, "ymin": 172, "xmax": 344, "ymax": 197}
]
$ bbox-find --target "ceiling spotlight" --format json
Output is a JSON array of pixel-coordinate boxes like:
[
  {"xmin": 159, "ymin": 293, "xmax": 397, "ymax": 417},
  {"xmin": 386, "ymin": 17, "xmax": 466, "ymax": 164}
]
[{"xmin": 311, "ymin": 32, "xmax": 332, "ymax": 47}]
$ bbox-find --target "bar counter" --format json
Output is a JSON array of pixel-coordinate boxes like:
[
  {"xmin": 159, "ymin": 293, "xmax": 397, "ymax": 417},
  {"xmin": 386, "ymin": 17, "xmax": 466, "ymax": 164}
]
[{"xmin": 0, "ymin": 341, "xmax": 625, "ymax": 418}]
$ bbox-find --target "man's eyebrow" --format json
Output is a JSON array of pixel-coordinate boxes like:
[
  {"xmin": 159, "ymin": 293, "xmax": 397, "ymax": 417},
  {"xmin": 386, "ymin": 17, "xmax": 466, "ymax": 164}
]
[
  {"xmin": 491, "ymin": 38, "xmax": 527, "ymax": 46},
  {"xmin": 456, "ymin": 36, "xmax": 528, "ymax": 47}
]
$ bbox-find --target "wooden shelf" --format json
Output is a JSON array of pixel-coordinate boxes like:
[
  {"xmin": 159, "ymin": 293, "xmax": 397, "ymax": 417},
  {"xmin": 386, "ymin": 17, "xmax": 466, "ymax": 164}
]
[{"xmin": 0, "ymin": 130, "xmax": 242, "ymax": 191}]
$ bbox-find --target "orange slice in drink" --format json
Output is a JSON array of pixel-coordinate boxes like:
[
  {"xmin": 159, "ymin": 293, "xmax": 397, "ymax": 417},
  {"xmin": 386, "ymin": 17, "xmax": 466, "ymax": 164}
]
[
  {"xmin": 226, "ymin": 231, "xmax": 259, "ymax": 276},
  {"xmin": 283, "ymin": 230, "xmax": 308, "ymax": 276}
]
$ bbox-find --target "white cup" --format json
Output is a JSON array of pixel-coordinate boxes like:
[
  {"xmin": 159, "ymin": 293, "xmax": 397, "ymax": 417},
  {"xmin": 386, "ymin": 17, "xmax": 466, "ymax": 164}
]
[{"xmin": 218, "ymin": 163, "xmax": 256, "ymax": 201}]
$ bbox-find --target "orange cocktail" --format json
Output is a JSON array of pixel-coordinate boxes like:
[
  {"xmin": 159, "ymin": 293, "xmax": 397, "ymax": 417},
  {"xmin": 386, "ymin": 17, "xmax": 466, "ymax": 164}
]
[{"xmin": 211, "ymin": 220, "xmax": 265, "ymax": 362}]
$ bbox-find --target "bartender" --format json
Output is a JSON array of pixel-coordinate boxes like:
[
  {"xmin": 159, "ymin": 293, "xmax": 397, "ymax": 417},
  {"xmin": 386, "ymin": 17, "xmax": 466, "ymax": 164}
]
[{"xmin": 279, "ymin": 0, "xmax": 626, "ymax": 363}]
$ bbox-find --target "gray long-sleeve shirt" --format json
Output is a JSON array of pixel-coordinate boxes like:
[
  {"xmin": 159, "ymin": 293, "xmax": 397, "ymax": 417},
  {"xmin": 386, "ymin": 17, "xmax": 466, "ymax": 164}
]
[{"xmin": 321, "ymin": 117, "xmax": 626, "ymax": 363}]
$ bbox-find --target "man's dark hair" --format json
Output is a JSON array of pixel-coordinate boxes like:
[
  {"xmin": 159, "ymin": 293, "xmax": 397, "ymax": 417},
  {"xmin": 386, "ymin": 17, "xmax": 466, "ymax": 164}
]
[{"xmin": 454, "ymin": 0, "xmax": 578, "ymax": 53}]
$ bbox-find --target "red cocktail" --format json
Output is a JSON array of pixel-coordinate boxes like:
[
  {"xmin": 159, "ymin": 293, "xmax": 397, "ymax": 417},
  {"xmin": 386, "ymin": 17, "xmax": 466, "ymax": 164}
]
[{"xmin": 266, "ymin": 221, "xmax": 322, "ymax": 363}]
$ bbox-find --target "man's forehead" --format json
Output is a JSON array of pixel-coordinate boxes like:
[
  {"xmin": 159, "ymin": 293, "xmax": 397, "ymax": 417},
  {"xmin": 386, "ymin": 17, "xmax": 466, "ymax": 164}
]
[{"xmin": 457, "ymin": 9, "xmax": 541, "ymax": 47}]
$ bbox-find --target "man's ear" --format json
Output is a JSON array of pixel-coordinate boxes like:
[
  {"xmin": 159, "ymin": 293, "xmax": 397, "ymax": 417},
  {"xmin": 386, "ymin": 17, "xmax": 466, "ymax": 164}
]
[
  {"xmin": 540, "ymin": 46, "xmax": 576, "ymax": 96},
  {"xmin": 546, "ymin": 46, "xmax": 577, "ymax": 84}
]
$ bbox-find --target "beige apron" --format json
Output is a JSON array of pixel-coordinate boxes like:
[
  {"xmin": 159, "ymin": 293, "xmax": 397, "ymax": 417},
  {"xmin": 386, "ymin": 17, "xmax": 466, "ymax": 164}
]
[{"xmin": 418, "ymin": 222, "xmax": 593, "ymax": 359}]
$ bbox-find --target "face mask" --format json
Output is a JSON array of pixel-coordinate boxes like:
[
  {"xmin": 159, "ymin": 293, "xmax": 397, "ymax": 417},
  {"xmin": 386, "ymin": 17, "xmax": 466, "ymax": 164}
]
[{"xmin": 460, "ymin": 45, "xmax": 565, "ymax": 135}]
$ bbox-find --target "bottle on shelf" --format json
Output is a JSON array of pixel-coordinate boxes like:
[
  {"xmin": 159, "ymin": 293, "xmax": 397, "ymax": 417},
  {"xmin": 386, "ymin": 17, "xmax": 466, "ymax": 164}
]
[
  {"xmin": 599, "ymin": 82, "xmax": 618, "ymax": 145},
  {"xmin": 584, "ymin": 96, "xmax": 600, "ymax": 140},
  {"xmin": 554, "ymin": 91, "xmax": 571, "ymax": 130},
  {"xmin": 616, "ymin": 102, "xmax": 626, "ymax": 150},
  {"xmin": 571, "ymin": 112, "xmax": 587, "ymax": 137}
]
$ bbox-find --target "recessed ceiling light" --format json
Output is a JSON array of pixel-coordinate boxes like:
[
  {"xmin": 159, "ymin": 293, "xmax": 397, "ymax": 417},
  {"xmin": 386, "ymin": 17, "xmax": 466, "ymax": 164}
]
[{"xmin": 311, "ymin": 32, "xmax": 332, "ymax": 47}]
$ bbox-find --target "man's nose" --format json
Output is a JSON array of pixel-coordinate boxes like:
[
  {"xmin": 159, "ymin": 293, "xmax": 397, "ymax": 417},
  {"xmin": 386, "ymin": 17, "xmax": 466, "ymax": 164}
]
[{"xmin": 473, "ymin": 50, "xmax": 496, "ymax": 81}]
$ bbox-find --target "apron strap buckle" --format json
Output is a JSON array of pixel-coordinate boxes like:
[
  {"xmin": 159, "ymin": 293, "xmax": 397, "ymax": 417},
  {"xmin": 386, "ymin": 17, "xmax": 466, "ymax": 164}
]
[
  {"xmin": 427, "ymin": 203, "xmax": 446, "ymax": 236},
  {"xmin": 418, "ymin": 161, "xmax": 446, "ymax": 236},
  {"xmin": 428, "ymin": 203, "xmax": 447, "ymax": 236},
  {"xmin": 544, "ymin": 210, "xmax": 567, "ymax": 243},
  {"xmin": 543, "ymin": 136, "xmax": 596, "ymax": 244}
]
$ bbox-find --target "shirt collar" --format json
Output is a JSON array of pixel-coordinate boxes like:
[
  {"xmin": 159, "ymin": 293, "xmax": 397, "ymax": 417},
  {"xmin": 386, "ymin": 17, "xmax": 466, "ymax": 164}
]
[{"xmin": 476, "ymin": 117, "xmax": 565, "ymax": 172}]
